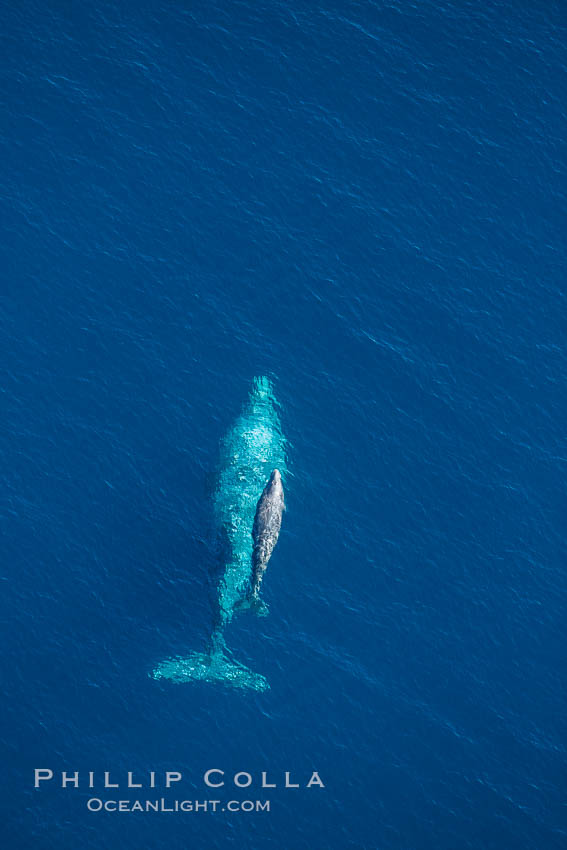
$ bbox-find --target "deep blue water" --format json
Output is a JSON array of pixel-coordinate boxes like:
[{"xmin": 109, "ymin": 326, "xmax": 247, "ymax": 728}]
[{"xmin": 2, "ymin": 1, "xmax": 565, "ymax": 848}]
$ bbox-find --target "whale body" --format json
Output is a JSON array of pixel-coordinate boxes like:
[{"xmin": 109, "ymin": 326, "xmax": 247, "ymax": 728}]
[
  {"xmin": 251, "ymin": 469, "xmax": 284, "ymax": 598},
  {"xmin": 152, "ymin": 377, "xmax": 287, "ymax": 691}
]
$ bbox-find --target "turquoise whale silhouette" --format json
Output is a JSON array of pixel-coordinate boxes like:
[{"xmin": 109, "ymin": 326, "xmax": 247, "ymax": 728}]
[{"xmin": 152, "ymin": 376, "xmax": 287, "ymax": 691}]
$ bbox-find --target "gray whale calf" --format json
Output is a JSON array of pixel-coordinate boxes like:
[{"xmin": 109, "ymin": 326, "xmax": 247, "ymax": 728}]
[{"xmin": 251, "ymin": 468, "xmax": 285, "ymax": 599}]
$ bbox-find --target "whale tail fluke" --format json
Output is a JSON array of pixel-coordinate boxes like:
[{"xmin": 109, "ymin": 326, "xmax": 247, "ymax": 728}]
[
  {"xmin": 151, "ymin": 634, "xmax": 269, "ymax": 691},
  {"xmin": 234, "ymin": 594, "xmax": 270, "ymax": 617}
]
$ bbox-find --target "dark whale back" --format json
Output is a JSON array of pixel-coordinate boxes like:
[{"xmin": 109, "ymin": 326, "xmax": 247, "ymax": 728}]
[{"xmin": 251, "ymin": 470, "xmax": 284, "ymax": 594}]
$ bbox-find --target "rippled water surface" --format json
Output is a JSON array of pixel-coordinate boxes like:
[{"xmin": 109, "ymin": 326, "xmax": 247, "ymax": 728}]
[{"xmin": 2, "ymin": 1, "xmax": 565, "ymax": 848}]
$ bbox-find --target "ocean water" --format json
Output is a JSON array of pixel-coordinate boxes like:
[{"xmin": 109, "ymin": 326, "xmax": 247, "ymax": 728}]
[{"xmin": 1, "ymin": 1, "xmax": 565, "ymax": 849}]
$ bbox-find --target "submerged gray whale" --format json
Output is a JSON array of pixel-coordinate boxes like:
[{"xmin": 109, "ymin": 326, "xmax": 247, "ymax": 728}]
[{"xmin": 152, "ymin": 377, "xmax": 287, "ymax": 691}]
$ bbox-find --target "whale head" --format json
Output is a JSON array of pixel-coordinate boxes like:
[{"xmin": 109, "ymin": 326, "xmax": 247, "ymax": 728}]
[{"xmin": 266, "ymin": 468, "xmax": 284, "ymax": 507}]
